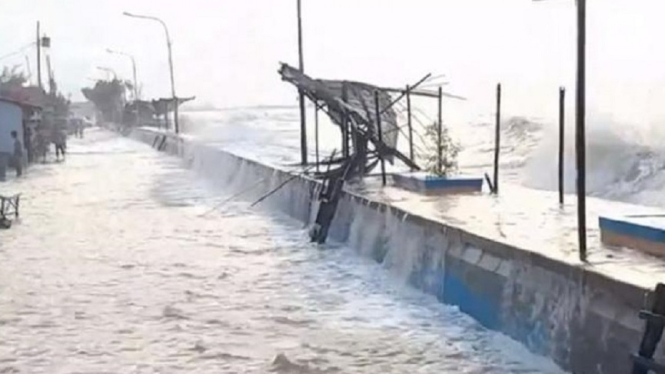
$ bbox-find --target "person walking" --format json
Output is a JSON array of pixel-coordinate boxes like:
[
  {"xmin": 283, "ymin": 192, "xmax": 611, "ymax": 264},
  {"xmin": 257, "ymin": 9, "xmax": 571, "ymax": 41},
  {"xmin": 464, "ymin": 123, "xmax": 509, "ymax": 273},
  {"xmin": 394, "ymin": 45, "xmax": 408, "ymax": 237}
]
[
  {"xmin": 53, "ymin": 126, "xmax": 67, "ymax": 161},
  {"xmin": 11, "ymin": 131, "xmax": 23, "ymax": 177}
]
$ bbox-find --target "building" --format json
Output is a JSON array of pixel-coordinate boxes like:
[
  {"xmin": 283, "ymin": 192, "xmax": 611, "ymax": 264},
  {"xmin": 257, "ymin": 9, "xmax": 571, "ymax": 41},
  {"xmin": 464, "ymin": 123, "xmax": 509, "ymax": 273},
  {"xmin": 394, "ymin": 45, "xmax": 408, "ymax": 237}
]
[{"xmin": 0, "ymin": 98, "xmax": 28, "ymax": 180}]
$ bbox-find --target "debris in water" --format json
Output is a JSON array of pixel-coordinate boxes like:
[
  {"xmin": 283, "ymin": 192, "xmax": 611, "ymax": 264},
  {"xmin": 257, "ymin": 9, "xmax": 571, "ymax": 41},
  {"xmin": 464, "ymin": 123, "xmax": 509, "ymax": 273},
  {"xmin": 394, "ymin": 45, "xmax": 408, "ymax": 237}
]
[
  {"xmin": 162, "ymin": 305, "xmax": 188, "ymax": 320},
  {"xmin": 271, "ymin": 353, "xmax": 317, "ymax": 373}
]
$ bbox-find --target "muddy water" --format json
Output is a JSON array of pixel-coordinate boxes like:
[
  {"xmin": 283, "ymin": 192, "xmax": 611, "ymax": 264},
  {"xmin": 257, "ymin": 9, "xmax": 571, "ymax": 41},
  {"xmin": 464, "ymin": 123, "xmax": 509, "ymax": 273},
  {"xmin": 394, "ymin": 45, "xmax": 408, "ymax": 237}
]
[{"xmin": 0, "ymin": 129, "xmax": 564, "ymax": 373}]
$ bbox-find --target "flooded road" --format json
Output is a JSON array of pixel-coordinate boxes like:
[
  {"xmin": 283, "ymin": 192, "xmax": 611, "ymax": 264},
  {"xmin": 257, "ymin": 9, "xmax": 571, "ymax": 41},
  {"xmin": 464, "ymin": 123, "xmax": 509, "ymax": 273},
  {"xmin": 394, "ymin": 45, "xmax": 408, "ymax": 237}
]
[{"xmin": 0, "ymin": 129, "xmax": 564, "ymax": 373}]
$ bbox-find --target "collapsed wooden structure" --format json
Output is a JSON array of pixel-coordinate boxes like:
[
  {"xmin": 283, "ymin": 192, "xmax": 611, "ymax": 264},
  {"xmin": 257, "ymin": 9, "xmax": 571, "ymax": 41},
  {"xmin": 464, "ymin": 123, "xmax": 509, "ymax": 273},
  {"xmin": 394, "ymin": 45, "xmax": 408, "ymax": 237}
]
[
  {"xmin": 279, "ymin": 63, "xmax": 420, "ymax": 180},
  {"xmin": 279, "ymin": 63, "xmax": 465, "ymax": 243}
]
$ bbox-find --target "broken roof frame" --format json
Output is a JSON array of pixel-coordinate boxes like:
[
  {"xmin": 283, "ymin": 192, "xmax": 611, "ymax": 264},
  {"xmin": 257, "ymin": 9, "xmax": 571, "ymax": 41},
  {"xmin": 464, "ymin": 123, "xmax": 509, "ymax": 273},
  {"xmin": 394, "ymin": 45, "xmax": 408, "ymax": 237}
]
[{"xmin": 278, "ymin": 63, "xmax": 465, "ymax": 179}]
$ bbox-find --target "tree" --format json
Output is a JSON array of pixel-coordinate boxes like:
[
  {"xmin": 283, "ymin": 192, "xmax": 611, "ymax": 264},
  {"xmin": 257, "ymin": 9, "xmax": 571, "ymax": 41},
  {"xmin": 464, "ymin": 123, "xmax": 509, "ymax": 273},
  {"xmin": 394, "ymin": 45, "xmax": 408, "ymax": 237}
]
[
  {"xmin": 0, "ymin": 64, "xmax": 70, "ymax": 125},
  {"xmin": 421, "ymin": 122, "xmax": 460, "ymax": 177},
  {"xmin": 0, "ymin": 66, "xmax": 27, "ymax": 89},
  {"xmin": 81, "ymin": 79, "xmax": 128, "ymax": 123},
  {"xmin": 48, "ymin": 92, "xmax": 70, "ymax": 119}
]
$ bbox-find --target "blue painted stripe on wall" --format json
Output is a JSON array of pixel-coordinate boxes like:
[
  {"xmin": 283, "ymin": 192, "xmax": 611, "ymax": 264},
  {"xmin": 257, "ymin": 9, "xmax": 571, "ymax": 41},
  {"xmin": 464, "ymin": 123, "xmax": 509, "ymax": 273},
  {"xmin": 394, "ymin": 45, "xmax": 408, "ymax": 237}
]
[
  {"xmin": 599, "ymin": 216, "xmax": 665, "ymax": 243},
  {"xmin": 443, "ymin": 271, "xmax": 501, "ymax": 330}
]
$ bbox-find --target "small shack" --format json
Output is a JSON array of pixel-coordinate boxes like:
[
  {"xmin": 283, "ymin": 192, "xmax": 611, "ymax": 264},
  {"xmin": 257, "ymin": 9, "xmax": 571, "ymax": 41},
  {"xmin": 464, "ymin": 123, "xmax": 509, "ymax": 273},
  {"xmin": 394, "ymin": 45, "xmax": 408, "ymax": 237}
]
[{"xmin": 0, "ymin": 98, "xmax": 25, "ymax": 179}]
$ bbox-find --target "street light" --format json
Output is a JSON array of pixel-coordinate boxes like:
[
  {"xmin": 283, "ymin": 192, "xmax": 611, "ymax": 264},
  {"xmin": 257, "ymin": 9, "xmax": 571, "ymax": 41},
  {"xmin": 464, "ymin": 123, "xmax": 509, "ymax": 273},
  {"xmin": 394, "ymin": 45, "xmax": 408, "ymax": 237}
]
[
  {"xmin": 96, "ymin": 66, "xmax": 117, "ymax": 80},
  {"xmin": 123, "ymin": 11, "xmax": 179, "ymax": 134},
  {"xmin": 533, "ymin": 0, "xmax": 587, "ymax": 261},
  {"xmin": 296, "ymin": 0, "xmax": 307, "ymax": 165}
]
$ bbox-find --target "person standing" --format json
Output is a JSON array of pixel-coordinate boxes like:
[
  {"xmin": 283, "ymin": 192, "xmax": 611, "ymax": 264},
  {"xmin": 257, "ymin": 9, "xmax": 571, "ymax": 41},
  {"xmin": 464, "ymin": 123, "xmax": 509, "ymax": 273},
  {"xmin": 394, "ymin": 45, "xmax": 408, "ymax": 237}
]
[
  {"xmin": 11, "ymin": 131, "xmax": 23, "ymax": 177},
  {"xmin": 53, "ymin": 126, "xmax": 66, "ymax": 161}
]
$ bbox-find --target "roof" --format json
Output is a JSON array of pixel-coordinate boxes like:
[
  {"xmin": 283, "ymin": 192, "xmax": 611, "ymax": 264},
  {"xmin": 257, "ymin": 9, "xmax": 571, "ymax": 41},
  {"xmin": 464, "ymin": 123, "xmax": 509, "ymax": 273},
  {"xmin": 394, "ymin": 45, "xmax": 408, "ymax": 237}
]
[
  {"xmin": 0, "ymin": 86, "xmax": 46, "ymax": 109},
  {"xmin": 0, "ymin": 97, "xmax": 36, "ymax": 109}
]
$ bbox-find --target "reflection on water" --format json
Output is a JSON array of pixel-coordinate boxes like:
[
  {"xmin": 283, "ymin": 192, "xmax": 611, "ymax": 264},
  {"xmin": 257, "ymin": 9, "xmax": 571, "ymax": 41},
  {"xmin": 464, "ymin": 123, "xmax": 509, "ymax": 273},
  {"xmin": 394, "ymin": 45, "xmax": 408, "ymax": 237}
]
[{"xmin": 0, "ymin": 129, "xmax": 564, "ymax": 373}]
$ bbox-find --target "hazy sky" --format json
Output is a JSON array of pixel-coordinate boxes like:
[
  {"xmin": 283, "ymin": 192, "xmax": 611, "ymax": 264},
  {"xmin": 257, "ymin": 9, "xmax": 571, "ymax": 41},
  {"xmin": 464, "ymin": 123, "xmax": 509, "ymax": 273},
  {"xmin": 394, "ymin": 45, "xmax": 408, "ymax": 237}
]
[{"xmin": 1, "ymin": 0, "xmax": 664, "ymax": 123}]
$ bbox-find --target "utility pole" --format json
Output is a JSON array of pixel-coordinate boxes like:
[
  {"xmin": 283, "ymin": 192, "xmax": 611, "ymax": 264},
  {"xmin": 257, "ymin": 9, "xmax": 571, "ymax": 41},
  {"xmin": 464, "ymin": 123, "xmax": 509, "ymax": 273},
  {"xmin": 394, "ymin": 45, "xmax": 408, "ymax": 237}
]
[
  {"xmin": 576, "ymin": 0, "xmax": 587, "ymax": 261},
  {"xmin": 532, "ymin": 0, "xmax": 586, "ymax": 262},
  {"xmin": 36, "ymin": 21, "xmax": 42, "ymax": 90},
  {"xmin": 297, "ymin": 0, "xmax": 308, "ymax": 165}
]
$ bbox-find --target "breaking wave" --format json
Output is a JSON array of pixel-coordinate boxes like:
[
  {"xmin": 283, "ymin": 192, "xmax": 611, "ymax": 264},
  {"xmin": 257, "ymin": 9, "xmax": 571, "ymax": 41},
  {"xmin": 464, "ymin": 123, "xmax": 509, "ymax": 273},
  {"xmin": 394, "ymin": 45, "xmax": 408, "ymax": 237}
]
[
  {"xmin": 183, "ymin": 107, "xmax": 665, "ymax": 209},
  {"xmin": 520, "ymin": 116, "xmax": 665, "ymax": 208}
]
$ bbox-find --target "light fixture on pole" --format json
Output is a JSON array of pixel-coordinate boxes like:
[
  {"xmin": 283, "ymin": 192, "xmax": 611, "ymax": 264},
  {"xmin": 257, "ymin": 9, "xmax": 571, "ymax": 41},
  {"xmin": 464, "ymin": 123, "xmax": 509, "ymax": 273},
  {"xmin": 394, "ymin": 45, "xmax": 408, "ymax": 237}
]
[
  {"xmin": 96, "ymin": 66, "xmax": 117, "ymax": 81},
  {"xmin": 123, "ymin": 11, "xmax": 179, "ymax": 134}
]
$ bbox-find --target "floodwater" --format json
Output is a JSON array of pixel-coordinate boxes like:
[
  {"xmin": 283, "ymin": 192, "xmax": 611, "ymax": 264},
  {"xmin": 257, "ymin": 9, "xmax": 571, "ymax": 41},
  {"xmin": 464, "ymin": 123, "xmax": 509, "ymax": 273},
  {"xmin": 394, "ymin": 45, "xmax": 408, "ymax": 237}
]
[{"xmin": 0, "ymin": 129, "xmax": 565, "ymax": 373}]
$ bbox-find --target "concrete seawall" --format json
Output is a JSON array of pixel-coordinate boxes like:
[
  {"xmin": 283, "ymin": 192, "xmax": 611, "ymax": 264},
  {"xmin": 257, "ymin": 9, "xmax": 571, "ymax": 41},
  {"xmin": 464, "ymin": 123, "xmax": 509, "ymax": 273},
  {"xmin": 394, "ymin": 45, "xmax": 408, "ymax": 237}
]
[{"xmin": 132, "ymin": 128, "xmax": 659, "ymax": 374}]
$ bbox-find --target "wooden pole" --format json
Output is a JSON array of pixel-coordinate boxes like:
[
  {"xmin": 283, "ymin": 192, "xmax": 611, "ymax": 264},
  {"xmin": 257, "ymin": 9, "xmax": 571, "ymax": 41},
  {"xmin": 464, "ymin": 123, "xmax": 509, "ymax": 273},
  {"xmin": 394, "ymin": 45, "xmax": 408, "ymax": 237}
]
[
  {"xmin": 315, "ymin": 102, "xmax": 320, "ymax": 173},
  {"xmin": 36, "ymin": 22, "xmax": 42, "ymax": 91},
  {"xmin": 576, "ymin": 0, "xmax": 587, "ymax": 262},
  {"xmin": 297, "ymin": 0, "xmax": 308, "ymax": 165},
  {"xmin": 375, "ymin": 91, "xmax": 387, "ymax": 186},
  {"xmin": 437, "ymin": 86, "xmax": 443, "ymax": 174},
  {"xmin": 559, "ymin": 87, "xmax": 566, "ymax": 205},
  {"xmin": 341, "ymin": 82, "xmax": 349, "ymax": 158},
  {"xmin": 379, "ymin": 73, "xmax": 432, "ymax": 116},
  {"xmin": 493, "ymin": 83, "xmax": 502, "ymax": 194},
  {"xmin": 407, "ymin": 84, "xmax": 414, "ymax": 168}
]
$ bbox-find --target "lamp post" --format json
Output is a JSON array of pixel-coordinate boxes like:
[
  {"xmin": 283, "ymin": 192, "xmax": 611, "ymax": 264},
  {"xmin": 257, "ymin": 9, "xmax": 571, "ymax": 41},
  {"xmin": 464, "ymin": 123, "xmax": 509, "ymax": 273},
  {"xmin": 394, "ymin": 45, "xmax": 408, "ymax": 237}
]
[
  {"xmin": 123, "ymin": 11, "xmax": 179, "ymax": 133},
  {"xmin": 533, "ymin": 0, "xmax": 586, "ymax": 261},
  {"xmin": 296, "ymin": 0, "xmax": 307, "ymax": 165},
  {"xmin": 575, "ymin": 0, "xmax": 587, "ymax": 262},
  {"xmin": 96, "ymin": 66, "xmax": 117, "ymax": 80}
]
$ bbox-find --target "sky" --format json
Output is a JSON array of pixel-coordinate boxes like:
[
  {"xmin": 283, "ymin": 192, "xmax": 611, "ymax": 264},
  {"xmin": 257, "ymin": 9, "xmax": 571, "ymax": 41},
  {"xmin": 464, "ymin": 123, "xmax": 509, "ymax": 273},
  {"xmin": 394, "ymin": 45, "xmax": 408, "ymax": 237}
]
[{"xmin": 1, "ymin": 0, "xmax": 665, "ymax": 125}]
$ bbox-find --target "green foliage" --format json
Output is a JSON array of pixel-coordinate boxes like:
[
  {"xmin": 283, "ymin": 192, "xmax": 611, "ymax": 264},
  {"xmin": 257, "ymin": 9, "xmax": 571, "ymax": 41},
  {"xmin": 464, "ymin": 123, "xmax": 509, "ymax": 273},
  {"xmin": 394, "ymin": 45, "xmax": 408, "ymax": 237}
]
[
  {"xmin": 0, "ymin": 65, "xmax": 27, "ymax": 89},
  {"xmin": 47, "ymin": 92, "xmax": 70, "ymax": 118},
  {"xmin": 421, "ymin": 122, "xmax": 460, "ymax": 177}
]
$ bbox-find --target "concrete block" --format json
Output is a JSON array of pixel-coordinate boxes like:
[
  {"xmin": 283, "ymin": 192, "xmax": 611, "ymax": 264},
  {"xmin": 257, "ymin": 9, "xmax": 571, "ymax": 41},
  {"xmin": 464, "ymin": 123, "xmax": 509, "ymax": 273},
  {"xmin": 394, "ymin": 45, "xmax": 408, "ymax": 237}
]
[
  {"xmin": 447, "ymin": 242, "xmax": 464, "ymax": 259},
  {"xmin": 477, "ymin": 253, "xmax": 502, "ymax": 273},
  {"xmin": 393, "ymin": 172, "xmax": 483, "ymax": 195},
  {"xmin": 587, "ymin": 294, "xmax": 618, "ymax": 322},
  {"xmin": 497, "ymin": 260, "xmax": 513, "ymax": 278},
  {"xmin": 462, "ymin": 246, "xmax": 483, "ymax": 265},
  {"xmin": 600, "ymin": 215, "xmax": 665, "ymax": 257}
]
